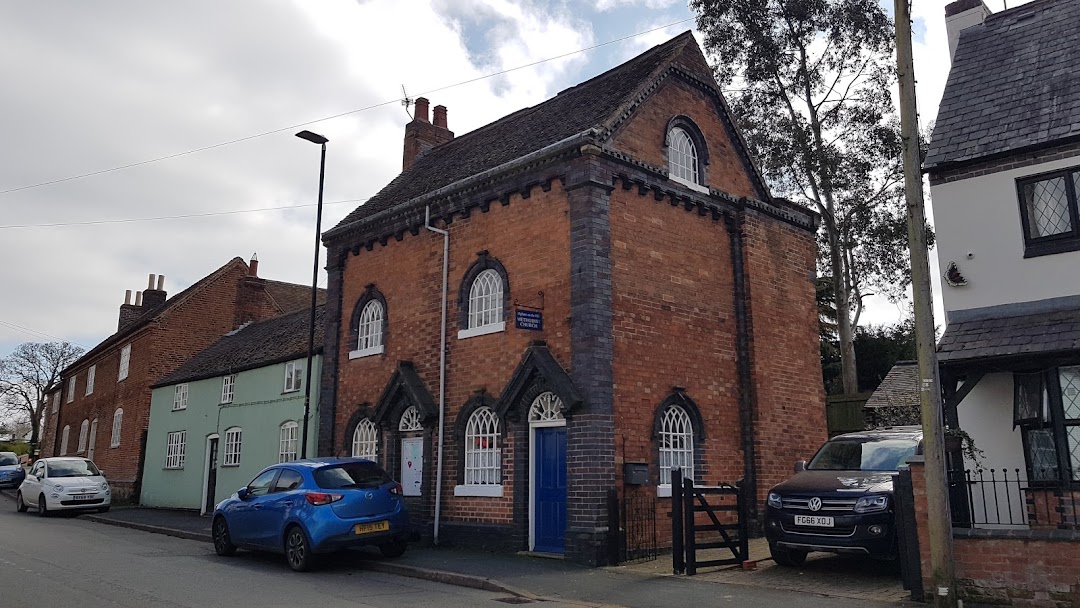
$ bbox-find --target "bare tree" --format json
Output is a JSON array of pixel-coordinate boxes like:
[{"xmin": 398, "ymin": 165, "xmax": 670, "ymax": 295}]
[{"xmin": 0, "ymin": 342, "xmax": 84, "ymax": 449}]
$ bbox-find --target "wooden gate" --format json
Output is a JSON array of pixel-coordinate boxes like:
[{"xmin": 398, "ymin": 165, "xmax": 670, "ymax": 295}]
[{"xmin": 671, "ymin": 469, "xmax": 749, "ymax": 575}]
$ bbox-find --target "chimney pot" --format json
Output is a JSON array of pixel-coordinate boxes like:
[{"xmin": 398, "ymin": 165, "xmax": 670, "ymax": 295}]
[
  {"xmin": 124, "ymin": 290, "xmax": 132, "ymax": 305},
  {"xmin": 135, "ymin": 291, "xmax": 143, "ymax": 306},
  {"xmin": 249, "ymin": 253, "xmax": 259, "ymax": 278},
  {"xmin": 414, "ymin": 97, "xmax": 430, "ymax": 123},
  {"xmin": 433, "ymin": 105, "xmax": 448, "ymax": 129},
  {"xmin": 147, "ymin": 274, "xmax": 156, "ymax": 290},
  {"xmin": 156, "ymin": 274, "xmax": 165, "ymax": 291}
]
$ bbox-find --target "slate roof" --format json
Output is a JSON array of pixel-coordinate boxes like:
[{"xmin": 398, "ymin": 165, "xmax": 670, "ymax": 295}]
[
  {"xmin": 864, "ymin": 361, "xmax": 920, "ymax": 409},
  {"xmin": 924, "ymin": 0, "xmax": 1080, "ymax": 171},
  {"xmin": 937, "ymin": 307, "xmax": 1080, "ymax": 363},
  {"xmin": 327, "ymin": 31, "xmax": 764, "ymax": 239},
  {"xmin": 265, "ymin": 279, "xmax": 326, "ymax": 313},
  {"xmin": 154, "ymin": 306, "xmax": 325, "ymax": 387}
]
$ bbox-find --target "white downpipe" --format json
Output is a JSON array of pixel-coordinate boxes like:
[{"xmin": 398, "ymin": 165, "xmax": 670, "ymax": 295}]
[{"xmin": 425, "ymin": 205, "xmax": 449, "ymax": 545}]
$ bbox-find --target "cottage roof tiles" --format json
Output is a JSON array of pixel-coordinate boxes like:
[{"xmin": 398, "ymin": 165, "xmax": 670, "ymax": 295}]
[
  {"xmin": 938, "ymin": 307, "xmax": 1080, "ymax": 363},
  {"xmin": 864, "ymin": 361, "xmax": 921, "ymax": 409},
  {"xmin": 924, "ymin": 0, "xmax": 1080, "ymax": 171}
]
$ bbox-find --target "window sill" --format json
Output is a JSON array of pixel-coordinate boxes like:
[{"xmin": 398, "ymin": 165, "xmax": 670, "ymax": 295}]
[
  {"xmin": 349, "ymin": 345, "xmax": 385, "ymax": 360},
  {"xmin": 669, "ymin": 174, "xmax": 710, "ymax": 195},
  {"xmin": 172, "ymin": 407, "xmax": 186, "ymax": 412},
  {"xmin": 1023, "ymin": 236, "xmax": 1080, "ymax": 258},
  {"xmin": 164, "ymin": 467, "xmax": 184, "ymax": 471},
  {"xmin": 457, "ymin": 322, "xmax": 506, "ymax": 340},
  {"xmin": 222, "ymin": 463, "xmax": 240, "ymax": 468},
  {"xmin": 657, "ymin": 485, "xmax": 672, "ymax": 498},
  {"xmin": 454, "ymin": 484, "xmax": 504, "ymax": 497}
]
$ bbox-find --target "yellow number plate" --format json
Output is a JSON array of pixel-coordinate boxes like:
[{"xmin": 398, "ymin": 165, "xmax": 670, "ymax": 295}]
[{"xmin": 354, "ymin": 520, "xmax": 390, "ymax": 535}]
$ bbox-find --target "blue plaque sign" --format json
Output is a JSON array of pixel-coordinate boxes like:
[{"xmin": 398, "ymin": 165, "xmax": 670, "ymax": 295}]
[{"xmin": 515, "ymin": 309, "xmax": 543, "ymax": 331}]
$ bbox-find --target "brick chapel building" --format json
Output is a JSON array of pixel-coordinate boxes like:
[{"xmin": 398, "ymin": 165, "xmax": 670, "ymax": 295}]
[
  {"xmin": 318, "ymin": 32, "xmax": 826, "ymax": 565},
  {"xmin": 42, "ymin": 256, "xmax": 317, "ymax": 499}
]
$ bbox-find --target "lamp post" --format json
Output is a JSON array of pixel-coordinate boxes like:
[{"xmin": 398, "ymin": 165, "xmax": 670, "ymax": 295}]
[{"xmin": 295, "ymin": 129, "xmax": 328, "ymax": 459}]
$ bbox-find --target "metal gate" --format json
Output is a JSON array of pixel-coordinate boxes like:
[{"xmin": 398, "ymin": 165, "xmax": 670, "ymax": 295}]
[
  {"xmin": 671, "ymin": 469, "xmax": 749, "ymax": 575},
  {"xmin": 606, "ymin": 488, "xmax": 658, "ymax": 564}
]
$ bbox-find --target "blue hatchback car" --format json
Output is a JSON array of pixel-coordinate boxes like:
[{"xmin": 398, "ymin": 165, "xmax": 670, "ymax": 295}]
[{"xmin": 212, "ymin": 458, "xmax": 409, "ymax": 571}]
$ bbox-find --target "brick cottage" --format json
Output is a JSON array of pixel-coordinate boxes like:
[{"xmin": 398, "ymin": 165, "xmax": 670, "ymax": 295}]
[{"xmin": 318, "ymin": 32, "xmax": 826, "ymax": 565}]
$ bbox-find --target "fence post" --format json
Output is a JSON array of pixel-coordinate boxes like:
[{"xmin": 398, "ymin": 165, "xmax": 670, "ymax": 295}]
[
  {"xmin": 672, "ymin": 468, "xmax": 684, "ymax": 574},
  {"xmin": 894, "ymin": 467, "xmax": 925, "ymax": 602},
  {"xmin": 607, "ymin": 488, "xmax": 621, "ymax": 566},
  {"xmin": 683, "ymin": 476, "xmax": 697, "ymax": 575},
  {"xmin": 737, "ymin": 478, "xmax": 749, "ymax": 565}
]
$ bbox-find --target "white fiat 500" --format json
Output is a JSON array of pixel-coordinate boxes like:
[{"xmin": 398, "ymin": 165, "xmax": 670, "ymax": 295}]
[{"xmin": 16, "ymin": 457, "xmax": 111, "ymax": 516}]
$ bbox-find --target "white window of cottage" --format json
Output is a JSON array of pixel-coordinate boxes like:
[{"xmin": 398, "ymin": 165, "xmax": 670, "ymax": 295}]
[
  {"xmin": 165, "ymin": 431, "xmax": 186, "ymax": 469},
  {"xmin": 221, "ymin": 375, "xmax": 235, "ymax": 404},
  {"xmin": 173, "ymin": 384, "xmax": 188, "ymax": 410},
  {"xmin": 659, "ymin": 406, "xmax": 694, "ymax": 487},
  {"xmin": 66, "ymin": 376, "xmax": 76, "ymax": 403},
  {"xmin": 352, "ymin": 419, "xmax": 378, "ymax": 460},
  {"xmin": 356, "ymin": 301, "xmax": 385, "ymax": 356},
  {"xmin": 223, "ymin": 427, "xmax": 242, "ymax": 466},
  {"xmin": 111, "ymin": 408, "xmax": 123, "ymax": 448},
  {"xmin": 284, "ymin": 361, "xmax": 303, "ymax": 393},
  {"xmin": 278, "ymin": 421, "xmax": 298, "ymax": 463},
  {"xmin": 85, "ymin": 365, "xmax": 96, "ymax": 395},
  {"xmin": 77, "ymin": 419, "xmax": 89, "ymax": 453},
  {"xmin": 60, "ymin": 425, "xmax": 70, "ymax": 455},
  {"xmin": 118, "ymin": 344, "xmax": 131, "ymax": 381},
  {"xmin": 464, "ymin": 407, "xmax": 501, "ymax": 486}
]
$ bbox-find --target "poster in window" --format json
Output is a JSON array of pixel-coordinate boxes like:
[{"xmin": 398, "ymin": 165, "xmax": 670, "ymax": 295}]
[{"xmin": 401, "ymin": 437, "xmax": 423, "ymax": 497}]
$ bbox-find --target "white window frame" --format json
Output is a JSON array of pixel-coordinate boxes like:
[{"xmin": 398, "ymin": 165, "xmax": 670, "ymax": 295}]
[
  {"xmin": 60, "ymin": 425, "xmax": 70, "ymax": 455},
  {"xmin": 165, "ymin": 431, "xmax": 186, "ymax": 469},
  {"xmin": 85, "ymin": 365, "xmax": 96, "ymax": 395},
  {"xmin": 223, "ymin": 427, "xmax": 242, "ymax": 466},
  {"xmin": 278, "ymin": 421, "xmax": 298, "ymax": 463},
  {"xmin": 283, "ymin": 361, "xmax": 303, "ymax": 393},
  {"xmin": 458, "ymin": 269, "xmax": 505, "ymax": 339},
  {"xmin": 111, "ymin": 408, "xmax": 123, "ymax": 448},
  {"xmin": 221, "ymin": 375, "xmax": 235, "ymax": 404},
  {"xmin": 118, "ymin": 344, "xmax": 131, "ymax": 381},
  {"xmin": 667, "ymin": 126, "xmax": 708, "ymax": 194},
  {"xmin": 657, "ymin": 405, "xmax": 694, "ymax": 497},
  {"xmin": 350, "ymin": 300, "xmax": 385, "ymax": 359},
  {"xmin": 399, "ymin": 406, "xmax": 423, "ymax": 432},
  {"xmin": 173, "ymin": 384, "xmax": 188, "ymax": 411},
  {"xmin": 351, "ymin": 419, "xmax": 378, "ymax": 461},
  {"xmin": 456, "ymin": 406, "xmax": 503, "ymax": 497},
  {"xmin": 52, "ymin": 392, "xmax": 60, "ymax": 414},
  {"xmin": 66, "ymin": 376, "xmax": 76, "ymax": 403},
  {"xmin": 77, "ymin": 419, "xmax": 89, "ymax": 453}
]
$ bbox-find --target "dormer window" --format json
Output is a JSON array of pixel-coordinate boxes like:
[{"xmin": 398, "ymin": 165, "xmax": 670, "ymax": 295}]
[
  {"xmin": 665, "ymin": 117, "xmax": 709, "ymax": 194},
  {"xmin": 1018, "ymin": 167, "xmax": 1080, "ymax": 257}
]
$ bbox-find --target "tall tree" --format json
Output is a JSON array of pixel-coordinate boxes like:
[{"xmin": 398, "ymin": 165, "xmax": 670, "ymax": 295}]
[
  {"xmin": 691, "ymin": 0, "xmax": 923, "ymax": 394},
  {"xmin": 0, "ymin": 342, "xmax": 84, "ymax": 450}
]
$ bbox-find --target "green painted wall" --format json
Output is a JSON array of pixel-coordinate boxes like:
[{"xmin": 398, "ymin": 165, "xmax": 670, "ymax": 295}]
[{"xmin": 140, "ymin": 357, "xmax": 321, "ymax": 511}]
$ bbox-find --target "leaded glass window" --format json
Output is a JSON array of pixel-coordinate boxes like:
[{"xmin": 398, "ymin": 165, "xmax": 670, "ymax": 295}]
[
  {"xmin": 668, "ymin": 127, "xmax": 699, "ymax": 184},
  {"xmin": 529, "ymin": 392, "xmax": 563, "ymax": 423},
  {"xmin": 659, "ymin": 406, "xmax": 694, "ymax": 485},
  {"xmin": 1016, "ymin": 167, "xmax": 1080, "ymax": 257},
  {"xmin": 399, "ymin": 406, "xmax": 423, "ymax": 432},
  {"xmin": 468, "ymin": 269, "xmax": 503, "ymax": 330},
  {"xmin": 357, "ymin": 300, "xmax": 384, "ymax": 352},
  {"xmin": 464, "ymin": 407, "xmax": 501, "ymax": 485},
  {"xmin": 352, "ymin": 419, "xmax": 378, "ymax": 460}
]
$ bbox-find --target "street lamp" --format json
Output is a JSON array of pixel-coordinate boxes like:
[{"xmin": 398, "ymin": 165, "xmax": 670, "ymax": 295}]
[{"xmin": 295, "ymin": 129, "xmax": 328, "ymax": 459}]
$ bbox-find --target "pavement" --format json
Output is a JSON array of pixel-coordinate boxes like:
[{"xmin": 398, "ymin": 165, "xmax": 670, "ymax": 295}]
[{"xmin": 1, "ymin": 489, "xmax": 917, "ymax": 607}]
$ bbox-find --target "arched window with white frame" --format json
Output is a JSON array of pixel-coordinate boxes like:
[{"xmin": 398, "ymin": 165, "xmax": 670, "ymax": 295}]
[
  {"xmin": 667, "ymin": 127, "xmax": 699, "ymax": 185},
  {"xmin": 357, "ymin": 301, "xmax": 384, "ymax": 352},
  {"xmin": 78, "ymin": 419, "xmax": 89, "ymax": 453},
  {"xmin": 659, "ymin": 405, "xmax": 694, "ymax": 487},
  {"xmin": 352, "ymin": 418, "xmax": 378, "ymax": 461},
  {"xmin": 279, "ymin": 421, "xmax": 298, "ymax": 463},
  {"xmin": 468, "ymin": 269, "xmax": 503, "ymax": 330},
  {"xmin": 463, "ymin": 407, "xmax": 501, "ymax": 486},
  {"xmin": 60, "ymin": 425, "xmax": 70, "ymax": 455},
  {"xmin": 111, "ymin": 408, "xmax": 123, "ymax": 448},
  {"xmin": 399, "ymin": 406, "xmax": 423, "ymax": 432}
]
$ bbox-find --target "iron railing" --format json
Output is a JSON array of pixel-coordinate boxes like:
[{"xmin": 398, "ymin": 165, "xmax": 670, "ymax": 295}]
[{"xmin": 949, "ymin": 468, "xmax": 1080, "ymax": 530}]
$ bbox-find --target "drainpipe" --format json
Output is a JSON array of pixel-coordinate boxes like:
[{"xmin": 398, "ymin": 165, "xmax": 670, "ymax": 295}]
[{"xmin": 425, "ymin": 205, "xmax": 449, "ymax": 545}]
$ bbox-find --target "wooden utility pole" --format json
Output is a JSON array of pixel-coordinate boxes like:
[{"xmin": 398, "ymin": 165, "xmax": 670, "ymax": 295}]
[{"xmin": 894, "ymin": 1, "xmax": 956, "ymax": 605}]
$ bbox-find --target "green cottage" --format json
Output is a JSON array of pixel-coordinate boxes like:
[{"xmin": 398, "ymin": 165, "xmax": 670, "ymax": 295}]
[{"xmin": 140, "ymin": 306, "xmax": 324, "ymax": 514}]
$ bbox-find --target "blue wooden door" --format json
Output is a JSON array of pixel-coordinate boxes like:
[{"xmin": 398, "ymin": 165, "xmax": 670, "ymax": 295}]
[{"xmin": 534, "ymin": 427, "xmax": 567, "ymax": 553}]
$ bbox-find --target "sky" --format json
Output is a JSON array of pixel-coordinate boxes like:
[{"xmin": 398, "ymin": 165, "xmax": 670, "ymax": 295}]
[{"xmin": 0, "ymin": 0, "xmax": 1031, "ymax": 360}]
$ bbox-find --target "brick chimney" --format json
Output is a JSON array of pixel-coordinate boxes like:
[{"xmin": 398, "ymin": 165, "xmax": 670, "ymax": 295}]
[
  {"xmin": 141, "ymin": 273, "xmax": 168, "ymax": 310},
  {"xmin": 946, "ymin": 0, "xmax": 991, "ymax": 63},
  {"xmin": 237, "ymin": 253, "xmax": 270, "ymax": 326},
  {"xmin": 403, "ymin": 97, "xmax": 454, "ymax": 171},
  {"xmin": 118, "ymin": 289, "xmax": 141, "ymax": 331}
]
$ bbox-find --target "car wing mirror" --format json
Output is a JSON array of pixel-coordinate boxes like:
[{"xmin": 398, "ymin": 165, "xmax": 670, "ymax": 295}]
[
  {"xmin": 236, "ymin": 487, "xmax": 249, "ymax": 500},
  {"xmin": 98, "ymin": 470, "xmax": 105, "ymax": 477},
  {"xmin": 794, "ymin": 460, "xmax": 807, "ymax": 473}
]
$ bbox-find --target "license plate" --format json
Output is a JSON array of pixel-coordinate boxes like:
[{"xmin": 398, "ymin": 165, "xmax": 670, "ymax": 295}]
[
  {"xmin": 71, "ymin": 494, "xmax": 95, "ymax": 500},
  {"xmin": 795, "ymin": 515, "xmax": 834, "ymax": 527},
  {"xmin": 354, "ymin": 520, "xmax": 390, "ymax": 535}
]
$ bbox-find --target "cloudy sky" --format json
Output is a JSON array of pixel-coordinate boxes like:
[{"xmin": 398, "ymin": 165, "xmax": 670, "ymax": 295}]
[{"xmin": 0, "ymin": 0, "xmax": 1026, "ymax": 359}]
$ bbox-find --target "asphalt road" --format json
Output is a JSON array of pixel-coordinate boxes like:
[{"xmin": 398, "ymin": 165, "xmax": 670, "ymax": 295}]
[{"xmin": 0, "ymin": 503, "xmax": 593, "ymax": 608}]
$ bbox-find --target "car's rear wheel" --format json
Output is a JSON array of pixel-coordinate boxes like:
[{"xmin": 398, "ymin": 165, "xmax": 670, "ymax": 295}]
[
  {"xmin": 379, "ymin": 540, "xmax": 408, "ymax": 558},
  {"xmin": 212, "ymin": 516, "xmax": 237, "ymax": 556},
  {"xmin": 15, "ymin": 492, "xmax": 28, "ymax": 513},
  {"xmin": 770, "ymin": 543, "xmax": 808, "ymax": 567},
  {"xmin": 284, "ymin": 526, "xmax": 314, "ymax": 572},
  {"xmin": 36, "ymin": 494, "xmax": 48, "ymax": 517}
]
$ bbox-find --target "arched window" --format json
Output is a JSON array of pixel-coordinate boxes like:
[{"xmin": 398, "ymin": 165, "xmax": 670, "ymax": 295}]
[
  {"xmin": 529, "ymin": 392, "xmax": 564, "ymax": 423},
  {"xmin": 78, "ymin": 419, "xmax": 89, "ymax": 453},
  {"xmin": 668, "ymin": 127, "xmax": 699, "ymax": 185},
  {"xmin": 357, "ymin": 301, "xmax": 385, "ymax": 353},
  {"xmin": 464, "ymin": 407, "xmax": 501, "ymax": 485},
  {"xmin": 399, "ymin": 406, "xmax": 423, "ymax": 432},
  {"xmin": 61, "ymin": 425, "xmax": 70, "ymax": 455},
  {"xmin": 111, "ymin": 408, "xmax": 123, "ymax": 448},
  {"xmin": 659, "ymin": 405, "xmax": 694, "ymax": 486},
  {"xmin": 352, "ymin": 419, "xmax": 378, "ymax": 461},
  {"xmin": 279, "ymin": 421, "xmax": 298, "ymax": 463},
  {"xmin": 468, "ymin": 269, "xmax": 503, "ymax": 330}
]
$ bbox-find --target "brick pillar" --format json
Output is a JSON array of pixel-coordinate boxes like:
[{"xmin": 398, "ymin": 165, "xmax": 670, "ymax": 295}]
[
  {"xmin": 318, "ymin": 247, "xmax": 347, "ymax": 457},
  {"xmin": 564, "ymin": 145, "xmax": 616, "ymax": 565},
  {"xmin": 907, "ymin": 458, "xmax": 934, "ymax": 599}
]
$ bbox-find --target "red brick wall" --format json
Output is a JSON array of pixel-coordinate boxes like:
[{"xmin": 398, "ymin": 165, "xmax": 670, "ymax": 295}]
[
  {"xmin": 909, "ymin": 461, "xmax": 1080, "ymax": 606},
  {"xmin": 742, "ymin": 211, "xmax": 827, "ymax": 498},
  {"xmin": 333, "ymin": 184, "xmax": 572, "ymax": 525}
]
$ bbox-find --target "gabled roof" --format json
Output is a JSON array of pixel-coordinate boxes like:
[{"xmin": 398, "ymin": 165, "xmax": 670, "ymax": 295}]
[
  {"xmin": 326, "ymin": 31, "xmax": 769, "ymax": 240},
  {"xmin": 864, "ymin": 361, "xmax": 920, "ymax": 409},
  {"xmin": 154, "ymin": 306, "xmax": 325, "ymax": 387},
  {"xmin": 924, "ymin": 0, "xmax": 1080, "ymax": 171}
]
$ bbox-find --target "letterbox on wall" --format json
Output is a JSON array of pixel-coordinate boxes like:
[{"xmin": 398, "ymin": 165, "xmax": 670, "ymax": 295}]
[{"xmin": 623, "ymin": 462, "xmax": 649, "ymax": 485}]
